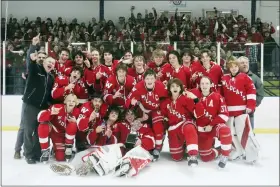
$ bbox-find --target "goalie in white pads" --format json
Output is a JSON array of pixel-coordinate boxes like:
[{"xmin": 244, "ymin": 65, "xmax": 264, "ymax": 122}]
[
  {"xmin": 221, "ymin": 60, "xmax": 260, "ymax": 163},
  {"xmin": 50, "ymin": 108, "xmax": 154, "ymax": 177}
]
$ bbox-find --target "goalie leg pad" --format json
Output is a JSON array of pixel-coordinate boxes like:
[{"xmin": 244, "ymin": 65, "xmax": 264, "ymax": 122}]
[
  {"xmin": 227, "ymin": 117, "xmax": 244, "ymax": 160},
  {"xmin": 115, "ymin": 146, "xmax": 152, "ymax": 177},
  {"xmin": 234, "ymin": 114, "xmax": 260, "ymax": 163},
  {"xmin": 83, "ymin": 144, "xmax": 123, "ymax": 176}
]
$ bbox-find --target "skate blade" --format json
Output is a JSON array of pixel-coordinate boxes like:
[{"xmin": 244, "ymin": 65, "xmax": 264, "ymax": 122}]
[{"xmin": 189, "ymin": 163, "xmax": 198, "ymax": 167}]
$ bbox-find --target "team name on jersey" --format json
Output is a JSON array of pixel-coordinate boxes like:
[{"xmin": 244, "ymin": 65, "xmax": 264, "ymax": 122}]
[
  {"xmin": 166, "ymin": 104, "xmax": 186, "ymax": 120},
  {"xmin": 223, "ymin": 81, "xmax": 246, "ymax": 100},
  {"xmin": 141, "ymin": 94, "xmax": 159, "ymax": 108},
  {"xmin": 57, "ymin": 116, "xmax": 66, "ymax": 128}
]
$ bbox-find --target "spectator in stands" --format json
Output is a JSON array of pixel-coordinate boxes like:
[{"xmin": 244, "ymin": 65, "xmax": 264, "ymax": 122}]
[
  {"xmin": 245, "ymin": 36, "xmax": 258, "ymax": 75},
  {"xmin": 1, "ymin": 7, "xmax": 279, "ymax": 96},
  {"xmin": 21, "ymin": 34, "xmax": 55, "ymax": 164},
  {"xmin": 238, "ymin": 56, "xmax": 264, "ymax": 129}
]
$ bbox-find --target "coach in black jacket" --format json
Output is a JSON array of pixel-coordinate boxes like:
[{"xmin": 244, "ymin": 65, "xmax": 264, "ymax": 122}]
[{"xmin": 22, "ymin": 34, "xmax": 55, "ymax": 164}]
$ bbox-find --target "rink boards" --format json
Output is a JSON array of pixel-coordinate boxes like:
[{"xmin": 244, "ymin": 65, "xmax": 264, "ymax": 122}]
[{"xmin": 1, "ymin": 96, "xmax": 279, "ymax": 134}]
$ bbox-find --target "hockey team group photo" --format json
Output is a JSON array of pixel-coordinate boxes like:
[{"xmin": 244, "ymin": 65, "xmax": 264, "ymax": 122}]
[{"xmin": 1, "ymin": 1, "xmax": 279, "ymax": 185}]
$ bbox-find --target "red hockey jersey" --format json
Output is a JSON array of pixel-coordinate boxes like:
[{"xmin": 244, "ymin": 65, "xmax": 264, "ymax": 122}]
[
  {"xmin": 84, "ymin": 64, "xmax": 112, "ymax": 92},
  {"xmin": 103, "ymin": 75, "xmax": 136, "ymax": 107},
  {"xmin": 160, "ymin": 64, "xmax": 191, "ymax": 89},
  {"xmin": 54, "ymin": 60, "xmax": 72, "ymax": 77},
  {"xmin": 126, "ymin": 80, "xmax": 168, "ymax": 112},
  {"xmin": 87, "ymin": 120, "xmax": 118, "ymax": 146},
  {"xmin": 191, "ymin": 62, "xmax": 223, "ymax": 92},
  {"xmin": 37, "ymin": 104, "xmax": 80, "ymax": 133},
  {"xmin": 113, "ymin": 120, "xmax": 155, "ymax": 151},
  {"xmin": 147, "ymin": 62, "xmax": 169, "ymax": 74},
  {"xmin": 193, "ymin": 92, "xmax": 229, "ymax": 131},
  {"xmin": 51, "ymin": 75, "xmax": 88, "ymax": 103},
  {"xmin": 127, "ymin": 68, "xmax": 145, "ymax": 83},
  {"xmin": 76, "ymin": 101, "xmax": 108, "ymax": 132},
  {"xmin": 221, "ymin": 73, "xmax": 256, "ymax": 117},
  {"xmin": 160, "ymin": 95, "xmax": 195, "ymax": 127}
]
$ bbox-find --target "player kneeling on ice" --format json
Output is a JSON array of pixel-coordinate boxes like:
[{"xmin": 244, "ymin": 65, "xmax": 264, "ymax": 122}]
[
  {"xmin": 160, "ymin": 78, "xmax": 199, "ymax": 166},
  {"xmin": 112, "ymin": 108, "xmax": 155, "ymax": 177},
  {"xmin": 186, "ymin": 76, "xmax": 232, "ymax": 168},
  {"xmin": 50, "ymin": 108, "xmax": 154, "ymax": 177},
  {"xmin": 37, "ymin": 94, "xmax": 80, "ymax": 163},
  {"xmin": 49, "ymin": 106, "xmax": 121, "ymax": 175},
  {"xmin": 221, "ymin": 60, "xmax": 260, "ymax": 164}
]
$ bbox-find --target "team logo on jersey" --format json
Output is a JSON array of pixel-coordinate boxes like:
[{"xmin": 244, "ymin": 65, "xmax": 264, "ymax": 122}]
[
  {"xmin": 105, "ymin": 82, "xmax": 113, "ymax": 88},
  {"xmin": 81, "ymin": 107, "xmax": 89, "ymax": 114}
]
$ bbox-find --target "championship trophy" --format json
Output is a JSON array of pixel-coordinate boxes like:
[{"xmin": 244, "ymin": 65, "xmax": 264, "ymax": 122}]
[{"xmin": 125, "ymin": 120, "xmax": 142, "ymax": 149}]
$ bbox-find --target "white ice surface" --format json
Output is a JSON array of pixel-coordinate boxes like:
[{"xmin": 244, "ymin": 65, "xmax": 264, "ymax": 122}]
[{"xmin": 2, "ymin": 132, "xmax": 279, "ymax": 185}]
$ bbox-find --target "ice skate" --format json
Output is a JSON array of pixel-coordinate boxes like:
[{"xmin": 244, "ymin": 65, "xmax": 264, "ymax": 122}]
[
  {"xmin": 218, "ymin": 155, "xmax": 228, "ymax": 169},
  {"xmin": 40, "ymin": 148, "xmax": 50, "ymax": 164},
  {"xmin": 65, "ymin": 144, "xmax": 73, "ymax": 162},
  {"xmin": 187, "ymin": 156, "xmax": 198, "ymax": 167},
  {"xmin": 151, "ymin": 149, "xmax": 160, "ymax": 162},
  {"xmin": 50, "ymin": 163, "xmax": 74, "ymax": 176},
  {"xmin": 76, "ymin": 158, "xmax": 93, "ymax": 176}
]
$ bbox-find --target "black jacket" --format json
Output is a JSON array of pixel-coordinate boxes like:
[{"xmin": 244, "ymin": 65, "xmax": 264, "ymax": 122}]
[{"xmin": 22, "ymin": 61, "xmax": 54, "ymax": 109}]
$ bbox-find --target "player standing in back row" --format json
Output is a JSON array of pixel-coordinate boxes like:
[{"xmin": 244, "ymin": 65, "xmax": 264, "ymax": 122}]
[{"xmin": 126, "ymin": 69, "xmax": 168, "ymax": 161}]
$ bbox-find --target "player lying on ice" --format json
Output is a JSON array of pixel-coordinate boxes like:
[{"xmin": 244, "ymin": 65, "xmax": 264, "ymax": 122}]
[
  {"xmin": 49, "ymin": 108, "xmax": 155, "ymax": 177},
  {"xmin": 160, "ymin": 78, "xmax": 199, "ymax": 166},
  {"xmin": 221, "ymin": 60, "xmax": 260, "ymax": 164},
  {"xmin": 37, "ymin": 94, "xmax": 80, "ymax": 163},
  {"xmin": 185, "ymin": 76, "xmax": 232, "ymax": 168}
]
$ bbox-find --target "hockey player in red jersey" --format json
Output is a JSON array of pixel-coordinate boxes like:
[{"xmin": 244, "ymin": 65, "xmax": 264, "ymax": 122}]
[
  {"xmin": 51, "ymin": 66, "xmax": 88, "ymax": 104},
  {"xmin": 103, "ymin": 63, "xmax": 136, "ymax": 107},
  {"xmin": 64, "ymin": 51, "xmax": 91, "ymax": 76},
  {"xmin": 53, "ymin": 48, "xmax": 71, "ymax": 77},
  {"xmin": 102, "ymin": 48, "xmax": 122, "ymax": 73},
  {"xmin": 113, "ymin": 108, "xmax": 155, "ymax": 154},
  {"xmin": 221, "ymin": 60, "xmax": 256, "ymax": 117},
  {"xmin": 221, "ymin": 60, "xmax": 259, "ymax": 163},
  {"xmin": 127, "ymin": 56, "xmax": 146, "ymax": 83},
  {"xmin": 147, "ymin": 49, "xmax": 168, "ymax": 77},
  {"xmin": 190, "ymin": 49, "xmax": 223, "ymax": 92},
  {"xmin": 87, "ymin": 106, "xmax": 121, "ymax": 146},
  {"xmin": 37, "ymin": 94, "xmax": 80, "ymax": 163},
  {"xmin": 84, "ymin": 49, "xmax": 112, "ymax": 92},
  {"xmin": 125, "ymin": 69, "xmax": 168, "ymax": 160},
  {"xmin": 186, "ymin": 76, "xmax": 232, "ymax": 168},
  {"xmin": 160, "ymin": 50, "xmax": 191, "ymax": 89},
  {"xmin": 160, "ymin": 78, "xmax": 199, "ymax": 166},
  {"xmin": 76, "ymin": 90, "xmax": 108, "ymax": 152}
]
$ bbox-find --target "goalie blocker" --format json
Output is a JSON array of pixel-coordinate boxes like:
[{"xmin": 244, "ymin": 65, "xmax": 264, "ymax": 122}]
[{"xmin": 227, "ymin": 114, "xmax": 260, "ymax": 163}]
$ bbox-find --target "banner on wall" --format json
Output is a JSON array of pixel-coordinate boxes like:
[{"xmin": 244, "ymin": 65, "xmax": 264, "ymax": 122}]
[{"xmin": 169, "ymin": 0, "xmax": 187, "ymax": 8}]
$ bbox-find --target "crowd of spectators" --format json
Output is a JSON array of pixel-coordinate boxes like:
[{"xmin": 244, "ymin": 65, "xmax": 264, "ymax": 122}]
[{"xmin": 1, "ymin": 6, "xmax": 279, "ymax": 95}]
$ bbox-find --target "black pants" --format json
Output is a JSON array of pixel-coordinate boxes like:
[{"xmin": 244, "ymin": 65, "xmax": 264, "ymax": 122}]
[{"xmin": 22, "ymin": 102, "xmax": 42, "ymax": 159}]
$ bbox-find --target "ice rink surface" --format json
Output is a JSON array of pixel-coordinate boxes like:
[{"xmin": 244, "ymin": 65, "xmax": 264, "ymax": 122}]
[{"xmin": 1, "ymin": 132, "xmax": 279, "ymax": 186}]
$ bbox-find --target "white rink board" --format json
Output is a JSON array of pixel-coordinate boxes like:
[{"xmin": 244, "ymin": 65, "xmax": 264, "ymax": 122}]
[{"xmin": 0, "ymin": 96, "xmax": 279, "ymax": 129}]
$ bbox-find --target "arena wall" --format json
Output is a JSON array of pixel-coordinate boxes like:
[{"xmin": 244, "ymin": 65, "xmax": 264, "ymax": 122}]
[{"xmin": 1, "ymin": 96, "xmax": 279, "ymax": 133}]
